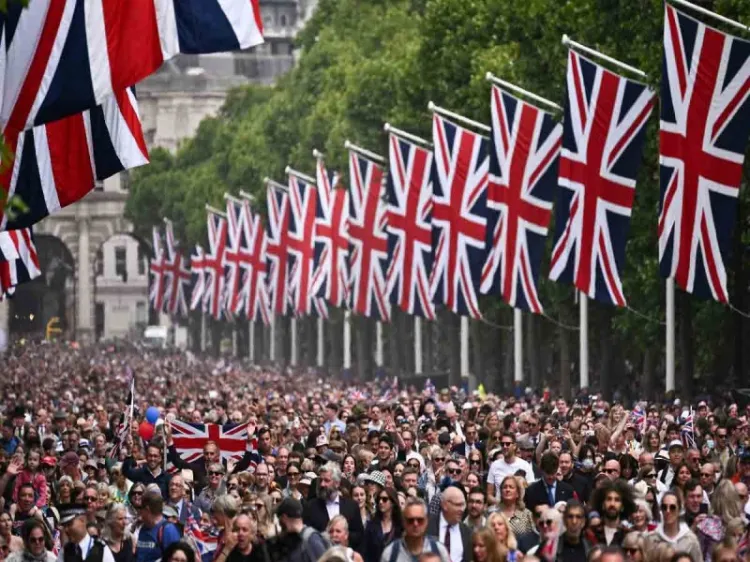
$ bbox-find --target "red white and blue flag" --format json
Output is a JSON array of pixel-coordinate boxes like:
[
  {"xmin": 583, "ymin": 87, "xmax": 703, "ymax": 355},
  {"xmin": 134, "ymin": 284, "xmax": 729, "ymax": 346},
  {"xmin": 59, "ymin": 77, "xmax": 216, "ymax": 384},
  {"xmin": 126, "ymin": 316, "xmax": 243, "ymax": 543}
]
[
  {"xmin": 429, "ymin": 114, "xmax": 490, "ymax": 319},
  {"xmin": 288, "ymin": 172, "xmax": 319, "ymax": 316},
  {"xmin": 238, "ymin": 200, "xmax": 271, "ymax": 325},
  {"xmin": 1, "ymin": 88, "xmax": 149, "ymax": 231},
  {"xmin": 203, "ymin": 211, "xmax": 228, "ymax": 320},
  {"xmin": 385, "ymin": 133, "xmax": 436, "ymax": 320},
  {"xmin": 347, "ymin": 150, "xmax": 390, "ymax": 321},
  {"xmin": 549, "ymin": 50, "xmax": 655, "ymax": 306},
  {"xmin": 189, "ymin": 245, "xmax": 206, "ymax": 312},
  {"xmin": 0, "ymin": 228, "xmax": 40, "ymax": 296},
  {"xmin": 0, "ymin": 0, "xmax": 264, "ymax": 134},
  {"xmin": 149, "ymin": 226, "xmax": 166, "ymax": 313},
  {"xmin": 266, "ymin": 185, "xmax": 293, "ymax": 316},
  {"xmin": 312, "ymin": 157, "xmax": 349, "ymax": 308},
  {"xmin": 168, "ymin": 420, "xmax": 252, "ymax": 465},
  {"xmin": 481, "ymin": 86, "xmax": 562, "ymax": 313},
  {"xmin": 658, "ymin": 5, "xmax": 750, "ymax": 303},
  {"xmin": 163, "ymin": 221, "xmax": 190, "ymax": 317},
  {"xmin": 224, "ymin": 199, "xmax": 246, "ymax": 316}
]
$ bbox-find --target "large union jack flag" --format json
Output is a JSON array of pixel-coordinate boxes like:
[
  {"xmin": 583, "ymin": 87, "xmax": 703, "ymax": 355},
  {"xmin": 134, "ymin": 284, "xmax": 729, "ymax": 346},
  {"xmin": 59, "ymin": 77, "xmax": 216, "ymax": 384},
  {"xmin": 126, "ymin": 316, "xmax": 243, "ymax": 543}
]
[
  {"xmin": 203, "ymin": 211, "xmax": 228, "ymax": 320},
  {"xmin": 429, "ymin": 114, "xmax": 490, "ymax": 319},
  {"xmin": 189, "ymin": 245, "xmax": 206, "ymax": 312},
  {"xmin": 480, "ymin": 86, "xmax": 562, "ymax": 313},
  {"xmin": 0, "ymin": 0, "xmax": 263, "ymax": 134},
  {"xmin": 224, "ymin": 199, "xmax": 246, "ymax": 316},
  {"xmin": 549, "ymin": 50, "xmax": 655, "ymax": 306},
  {"xmin": 163, "ymin": 221, "xmax": 190, "ymax": 317},
  {"xmin": 238, "ymin": 201, "xmax": 271, "ymax": 325},
  {"xmin": 149, "ymin": 226, "xmax": 166, "ymax": 313},
  {"xmin": 385, "ymin": 133, "xmax": 435, "ymax": 319},
  {"xmin": 347, "ymin": 150, "xmax": 390, "ymax": 321},
  {"xmin": 658, "ymin": 5, "xmax": 750, "ymax": 303},
  {"xmin": 312, "ymin": 156, "xmax": 349, "ymax": 308},
  {"xmin": 168, "ymin": 420, "xmax": 251, "ymax": 465},
  {"xmin": 0, "ymin": 228, "xmax": 40, "ymax": 296},
  {"xmin": 1, "ymin": 88, "xmax": 148, "ymax": 231},
  {"xmin": 266, "ymin": 185, "xmax": 293, "ymax": 316},
  {"xmin": 287, "ymin": 172, "xmax": 319, "ymax": 316}
]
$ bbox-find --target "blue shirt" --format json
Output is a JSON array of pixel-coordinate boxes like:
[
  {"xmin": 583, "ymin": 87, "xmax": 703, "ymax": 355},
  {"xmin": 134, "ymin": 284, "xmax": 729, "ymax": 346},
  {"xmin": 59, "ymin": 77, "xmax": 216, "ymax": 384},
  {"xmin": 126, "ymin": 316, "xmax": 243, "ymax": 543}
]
[
  {"xmin": 136, "ymin": 520, "xmax": 181, "ymax": 562},
  {"xmin": 1, "ymin": 436, "xmax": 19, "ymax": 455}
]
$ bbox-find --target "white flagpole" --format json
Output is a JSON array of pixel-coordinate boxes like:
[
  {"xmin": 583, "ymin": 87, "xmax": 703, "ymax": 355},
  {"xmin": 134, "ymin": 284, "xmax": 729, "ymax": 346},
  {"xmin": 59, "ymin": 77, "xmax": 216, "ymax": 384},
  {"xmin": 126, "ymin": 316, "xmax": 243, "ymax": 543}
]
[
  {"xmin": 343, "ymin": 311, "xmax": 352, "ymax": 370},
  {"xmin": 666, "ymin": 278, "xmax": 675, "ymax": 393},
  {"xmin": 414, "ymin": 317, "xmax": 423, "ymax": 375},
  {"xmin": 249, "ymin": 321, "xmax": 255, "ymax": 363},
  {"xmin": 200, "ymin": 312, "xmax": 206, "ymax": 352},
  {"xmin": 232, "ymin": 326, "xmax": 238, "ymax": 357},
  {"xmin": 460, "ymin": 316, "xmax": 469, "ymax": 377},
  {"xmin": 580, "ymin": 292, "xmax": 589, "ymax": 388},
  {"xmin": 269, "ymin": 314, "xmax": 276, "ymax": 362},
  {"xmin": 317, "ymin": 317, "xmax": 324, "ymax": 368},
  {"xmin": 376, "ymin": 321, "xmax": 384, "ymax": 367},
  {"xmin": 290, "ymin": 317, "xmax": 298, "ymax": 366},
  {"xmin": 514, "ymin": 309, "xmax": 523, "ymax": 382}
]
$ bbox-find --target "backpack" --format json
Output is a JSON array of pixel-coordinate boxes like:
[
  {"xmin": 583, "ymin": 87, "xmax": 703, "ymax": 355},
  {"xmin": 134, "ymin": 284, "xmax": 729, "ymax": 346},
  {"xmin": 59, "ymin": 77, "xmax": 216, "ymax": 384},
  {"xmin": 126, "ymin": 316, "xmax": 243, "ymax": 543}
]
[
  {"xmin": 299, "ymin": 526, "xmax": 332, "ymax": 562},
  {"xmin": 154, "ymin": 520, "xmax": 181, "ymax": 556}
]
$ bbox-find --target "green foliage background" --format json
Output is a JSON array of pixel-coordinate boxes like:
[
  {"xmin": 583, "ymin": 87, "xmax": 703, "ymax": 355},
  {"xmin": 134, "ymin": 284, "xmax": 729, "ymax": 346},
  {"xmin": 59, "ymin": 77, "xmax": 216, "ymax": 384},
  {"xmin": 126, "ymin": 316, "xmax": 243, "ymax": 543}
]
[{"xmin": 127, "ymin": 0, "xmax": 750, "ymax": 396}]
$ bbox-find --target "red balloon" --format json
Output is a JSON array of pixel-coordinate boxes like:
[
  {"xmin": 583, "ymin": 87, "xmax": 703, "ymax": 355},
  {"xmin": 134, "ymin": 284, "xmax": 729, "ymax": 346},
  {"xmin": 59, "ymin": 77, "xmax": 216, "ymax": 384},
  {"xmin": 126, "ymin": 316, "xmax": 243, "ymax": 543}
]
[{"xmin": 139, "ymin": 420, "xmax": 155, "ymax": 441}]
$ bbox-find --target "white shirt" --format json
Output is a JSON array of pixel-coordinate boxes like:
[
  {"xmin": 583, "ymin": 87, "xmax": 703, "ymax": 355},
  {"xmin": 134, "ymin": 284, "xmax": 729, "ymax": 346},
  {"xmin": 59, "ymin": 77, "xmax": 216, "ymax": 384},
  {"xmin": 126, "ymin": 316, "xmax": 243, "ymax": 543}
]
[
  {"xmin": 326, "ymin": 494, "xmax": 341, "ymax": 520},
  {"xmin": 487, "ymin": 456, "xmax": 535, "ymax": 496},
  {"xmin": 438, "ymin": 513, "xmax": 462, "ymax": 562},
  {"xmin": 56, "ymin": 533, "xmax": 116, "ymax": 562}
]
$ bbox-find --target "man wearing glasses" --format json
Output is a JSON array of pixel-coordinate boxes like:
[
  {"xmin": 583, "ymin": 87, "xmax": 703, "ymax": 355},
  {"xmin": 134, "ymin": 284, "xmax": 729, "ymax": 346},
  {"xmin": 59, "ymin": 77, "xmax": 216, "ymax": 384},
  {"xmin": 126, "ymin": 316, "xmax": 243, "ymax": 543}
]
[
  {"xmin": 427, "ymin": 486, "xmax": 471, "ymax": 562},
  {"xmin": 380, "ymin": 498, "xmax": 449, "ymax": 562},
  {"xmin": 486, "ymin": 433, "xmax": 535, "ymax": 503},
  {"xmin": 450, "ymin": 422, "xmax": 484, "ymax": 459},
  {"xmin": 427, "ymin": 459, "xmax": 462, "ymax": 516}
]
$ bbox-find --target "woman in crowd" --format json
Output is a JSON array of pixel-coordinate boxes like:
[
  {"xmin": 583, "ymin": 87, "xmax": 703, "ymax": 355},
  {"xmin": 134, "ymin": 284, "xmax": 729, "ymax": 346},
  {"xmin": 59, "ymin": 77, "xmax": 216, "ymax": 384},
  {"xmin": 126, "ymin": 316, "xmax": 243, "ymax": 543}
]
[
  {"xmin": 102, "ymin": 504, "xmax": 135, "ymax": 562},
  {"xmin": 251, "ymin": 494, "xmax": 279, "ymax": 540},
  {"xmin": 671, "ymin": 463, "xmax": 693, "ymax": 496},
  {"xmin": 486, "ymin": 512, "xmax": 520, "ymax": 561},
  {"xmin": 162, "ymin": 542, "xmax": 198, "ymax": 562},
  {"xmin": 695, "ymin": 480, "xmax": 744, "ymax": 562},
  {"xmin": 108, "ymin": 465, "xmax": 131, "ymax": 504},
  {"xmin": 211, "ymin": 494, "xmax": 240, "ymax": 562},
  {"xmin": 5, "ymin": 520, "xmax": 55, "ymax": 562},
  {"xmin": 621, "ymin": 531, "xmax": 646, "ymax": 562},
  {"xmin": 326, "ymin": 516, "xmax": 364, "ymax": 562},
  {"xmin": 0, "ymin": 513, "xmax": 22, "ymax": 554},
  {"xmin": 630, "ymin": 500, "xmax": 656, "ymax": 533},
  {"xmin": 363, "ymin": 487, "xmax": 403, "ymax": 562},
  {"xmin": 126, "ymin": 483, "xmax": 145, "ymax": 523},
  {"xmin": 468, "ymin": 450, "xmax": 485, "ymax": 481},
  {"xmin": 497, "ymin": 476, "xmax": 534, "ymax": 538},
  {"xmin": 472, "ymin": 526, "xmax": 508, "ymax": 562},
  {"xmin": 646, "ymin": 491, "xmax": 702, "ymax": 562},
  {"xmin": 54, "ymin": 476, "xmax": 73, "ymax": 507},
  {"xmin": 642, "ymin": 429, "xmax": 662, "ymax": 455},
  {"xmin": 351, "ymin": 485, "xmax": 370, "ymax": 528},
  {"xmin": 342, "ymin": 455, "xmax": 358, "ymax": 483}
]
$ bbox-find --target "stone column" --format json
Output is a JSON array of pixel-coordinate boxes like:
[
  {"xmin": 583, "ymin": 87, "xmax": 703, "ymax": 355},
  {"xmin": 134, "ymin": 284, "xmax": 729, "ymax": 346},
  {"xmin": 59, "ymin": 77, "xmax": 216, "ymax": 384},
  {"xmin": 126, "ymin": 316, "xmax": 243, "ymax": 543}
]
[{"xmin": 76, "ymin": 218, "xmax": 94, "ymax": 342}]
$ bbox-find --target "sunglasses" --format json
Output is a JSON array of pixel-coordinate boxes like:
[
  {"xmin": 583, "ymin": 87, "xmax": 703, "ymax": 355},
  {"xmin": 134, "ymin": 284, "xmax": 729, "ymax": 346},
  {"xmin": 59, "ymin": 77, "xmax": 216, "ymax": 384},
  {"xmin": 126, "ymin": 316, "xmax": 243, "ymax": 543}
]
[
  {"xmin": 405, "ymin": 517, "xmax": 426, "ymax": 525},
  {"xmin": 539, "ymin": 520, "xmax": 555, "ymax": 527},
  {"xmin": 433, "ymin": 457, "xmax": 446, "ymax": 462},
  {"xmin": 623, "ymin": 548, "xmax": 639, "ymax": 556},
  {"xmin": 645, "ymin": 473, "xmax": 656, "ymax": 479},
  {"xmin": 378, "ymin": 496, "xmax": 391, "ymax": 503},
  {"xmin": 29, "ymin": 537, "xmax": 45, "ymax": 544},
  {"xmin": 131, "ymin": 491, "xmax": 143, "ymax": 496},
  {"xmin": 209, "ymin": 471, "xmax": 224, "ymax": 476},
  {"xmin": 500, "ymin": 442, "xmax": 514, "ymax": 447},
  {"xmin": 447, "ymin": 468, "xmax": 462, "ymax": 475},
  {"xmin": 85, "ymin": 496, "xmax": 97, "ymax": 502},
  {"xmin": 660, "ymin": 504, "xmax": 678, "ymax": 512},
  {"xmin": 287, "ymin": 472, "xmax": 300, "ymax": 477},
  {"xmin": 407, "ymin": 463, "xmax": 420, "ymax": 469}
]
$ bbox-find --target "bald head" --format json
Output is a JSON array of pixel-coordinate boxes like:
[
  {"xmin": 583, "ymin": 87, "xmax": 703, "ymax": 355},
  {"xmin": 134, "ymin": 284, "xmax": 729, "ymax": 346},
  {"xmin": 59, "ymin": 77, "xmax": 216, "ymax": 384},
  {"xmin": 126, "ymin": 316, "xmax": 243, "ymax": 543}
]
[{"xmin": 441, "ymin": 487, "xmax": 466, "ymax": 525}]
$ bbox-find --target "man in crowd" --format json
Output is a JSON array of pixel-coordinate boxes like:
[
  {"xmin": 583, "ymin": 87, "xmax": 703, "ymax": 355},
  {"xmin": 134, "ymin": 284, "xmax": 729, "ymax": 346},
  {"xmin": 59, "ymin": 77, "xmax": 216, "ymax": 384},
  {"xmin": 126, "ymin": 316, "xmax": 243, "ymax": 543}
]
[
  {"xmin": 58, "ymin": 503, "xmax": 116, "ymax": 562},
  {"xmin": 556, "ymin": 501, "xmax": 593, "ymax": 562},
  {"xmin": 380, "ymin": 498, "xmax": 450, "ymax": 562},
  {"xmin": 276, "ymin": 498, "xmax": 330, "ymax": 562},
  {"xmin": 524, "ymin": 452, "xmax": 575, "ymax": 511},
  {"xmin": 123, "ymin": 443, "xmax": 171, "ymax": 498},
  {"xmin": 428, "ymin": 486, "xmax": 471, "ymax": 562},
  {"xmin": 135, "ymin": 490, "xmax": 181, "ymax": 562},
  {"xmin": 590, "ymin": 480, "xmax": 635, "ymax": 546},
  {"xmin": 486, "ymin": 432, "xmax": 534, "ymax": 502},
  {"xmin": 464, "ymin": 487, "xmax": 487, "ymax": 531}
]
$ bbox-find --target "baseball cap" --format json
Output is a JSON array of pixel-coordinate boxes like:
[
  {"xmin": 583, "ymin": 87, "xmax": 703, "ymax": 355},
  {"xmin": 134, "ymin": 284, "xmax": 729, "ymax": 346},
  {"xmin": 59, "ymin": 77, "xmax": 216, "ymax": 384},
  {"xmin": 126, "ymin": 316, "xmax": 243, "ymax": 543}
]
[
  {"xmin": 668, "ymin": 439, "xmax": 684, "ymax": 450},
  {"xmin": 315, "ymin": 434, "xmax": 328, "ymax": 448},
  {"xmin": 41, "ymin": 456, "xmax": 56, "ymax": 467}
]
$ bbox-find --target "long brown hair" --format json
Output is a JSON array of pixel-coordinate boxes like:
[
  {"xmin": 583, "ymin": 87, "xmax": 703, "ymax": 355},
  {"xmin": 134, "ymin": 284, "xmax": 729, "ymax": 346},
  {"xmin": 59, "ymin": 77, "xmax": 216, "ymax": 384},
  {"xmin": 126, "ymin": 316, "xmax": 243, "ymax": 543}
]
[{"xmin": 473, "ymin": 526, "xmax": 507, "ymax": 562}]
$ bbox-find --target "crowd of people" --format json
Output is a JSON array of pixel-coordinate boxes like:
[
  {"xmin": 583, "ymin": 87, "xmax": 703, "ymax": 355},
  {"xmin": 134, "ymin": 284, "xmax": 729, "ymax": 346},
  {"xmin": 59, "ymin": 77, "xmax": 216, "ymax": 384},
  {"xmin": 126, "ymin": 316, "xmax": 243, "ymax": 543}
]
[{"xmin": 0, "ymin": 341, "xmax": 749, "ymax": 562}]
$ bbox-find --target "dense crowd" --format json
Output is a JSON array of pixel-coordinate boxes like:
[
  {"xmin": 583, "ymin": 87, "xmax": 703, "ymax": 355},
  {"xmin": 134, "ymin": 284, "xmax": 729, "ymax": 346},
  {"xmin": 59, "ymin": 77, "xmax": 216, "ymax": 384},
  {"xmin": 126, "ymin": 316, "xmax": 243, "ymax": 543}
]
[{"xmin": 0, "ymin": 342, "xmax": 749, "ymax": 562}]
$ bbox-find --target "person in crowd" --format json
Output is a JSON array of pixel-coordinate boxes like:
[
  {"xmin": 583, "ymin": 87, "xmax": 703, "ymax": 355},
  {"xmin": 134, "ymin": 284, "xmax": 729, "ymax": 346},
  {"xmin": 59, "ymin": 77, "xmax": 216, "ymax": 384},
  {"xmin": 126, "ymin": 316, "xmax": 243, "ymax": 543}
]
[
  {"xmin": 620, "ymin": 533, "xmax": 646, "ymax": 562},
  {"xmin": 379, "ymin": 498, "xmax": 450, "ymax": 562},
  {"xmin": 589, "ymin": 479, "xmax": 636, "ymax": 546},
  {"xmin": 57, "ymin": 503, "xmax": 116, "ymax": 562},
  {"xmin": 11, "ymin": 450, "xmax": 48, "ymax": 508},
  {"xmin": 471, "ymin": 527, "xmax": 507, "ymax": 562},
  {"xmin": 427, "ymin": 486, "xmax": 470, "ymax": 562},
  {"xmin": 101, "ymin": 504, "xmax": 134, "ymax": 562},
  {"xmin": 630, "ymin": 500, "xmax": 655, "ymax": 533},
  {"xmin": 694, "ymin": 480, "xmax": 743, "ymax": 562},
  {"xmin": 527, "ymin": 506, "xmax": 563, "ymax": 558},
  {"xmin": 463, "ymin": 487, "xmax": 486, "ymax": 531},
  {"xmin": 194, "ymin": 464, "xmax": 226, "ymax": 515},
  {"xmin": 363, "ymin": 487, "xmax": 403, "ymax": 562},
  {"xmin": 122, "ymin": 444, "xmax": 170, "ymax": 500},
  {"xmin": 166, "ymin": 475, "xmax": 200, "ymax": 526},
  {"xmin": 524, "ymin": 452, "xmax": 576, "ymax": 512},
  {"xmin": 223, "ymin": 513, "xmax": 269, "ymax": 562},
  {"xmin": 556, "ymin": 501, "xmax": 593, "ymax": 562},
  {"xmin": 646, "ymin": 491, "xmax": 702, "ymax": 562},
  {"xmin": 486, "ymin": 512, "xmax": 520, "ymax": 561},
  {"xmin": 160, "ymin": 543, "xmax": 197, "ymax": 562},
  {"xmin": 134, "ymin": 490, "xmax": 181, "ymax": 562},
  {"xmin": 326, "ymin": 516, "xmax": 364, "ymax": 562},
  {"xmin": 0, "ymin": 513, "xmax": 23, "ymax": 554},
  {"xmin": 487, "ymin": 434, "xmax": 534, "ymax": 504},
  {"xmin": 5, "ymin": 519, "xmax": 55, "ymax": 562},
  {"xmin": 275, "ymin": 498, "xmax": 330, "ymax": 562}
]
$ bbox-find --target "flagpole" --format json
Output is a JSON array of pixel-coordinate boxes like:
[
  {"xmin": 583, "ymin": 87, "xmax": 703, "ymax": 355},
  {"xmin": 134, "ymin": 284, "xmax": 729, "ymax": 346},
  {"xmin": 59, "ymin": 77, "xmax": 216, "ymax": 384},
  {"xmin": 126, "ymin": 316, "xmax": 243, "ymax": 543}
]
[
  {"xmin": 428, "ymin": 102, "xmax": 491, "ymax": 133},
  {"xmin": 580, "ymin": 292, "xmax": 589, "ymax": 389},
  {"xmin": 414, "ymin": 316, "xmax": 423, "ymax": 375},
  {"xmin": 666, "ymin": 278, "xmax": 675, "ymax": 393},
  {"xmin": 375, "ymin": 321, "xmax": 384, "ymax": 368},
  {"xmin": 290, "ymin": 317, "xmax": 298, "ymax": 366},
  {"xmin": 343, "ymin": 311, "xmax": 352, "ymax": 372},
  {"xmin": 200, "ymin": 312, "xmax": 206, "ymax": 352},
  {"xmin": 317, "ymin": 317, "xmax": 324, "ymax": 368},
  {"xmin": 269, "ymin": 314, "xmax": 276, "ymax": 363},
  {"xmin": 514, "ymin": 309, "xmax": 523, "ymax": 383},
  {"xmin": 383, "ymin": 123, "xmax": 433, "ymax": 148},
  {"xmin": 668, "ymin": 0, "xmax": 750, "ymax": 32},
  {"xmin": 460, "ymin": 316, "xmax": 469, "ymax": 378},
  {"xmin": 285, "ymin": 166, "xmax": 317, "ymax": 185},
  {"xmin": 485, "ymin": 73, "xmax": 563, "ymax": 112},
  {"xmin": 232, "ymin": 326, "xmax": 238, "ymax": 357},
  {"xmin": 344, "ymin": 140, "xmax": 387, "ymax": 164},
  {"xmin": 562, "ymin": 35, "xmax": 648, "ymax": 79},
  {"xmin": 249, "ymin": 321, "xmax": 255, "ymax": 363}
]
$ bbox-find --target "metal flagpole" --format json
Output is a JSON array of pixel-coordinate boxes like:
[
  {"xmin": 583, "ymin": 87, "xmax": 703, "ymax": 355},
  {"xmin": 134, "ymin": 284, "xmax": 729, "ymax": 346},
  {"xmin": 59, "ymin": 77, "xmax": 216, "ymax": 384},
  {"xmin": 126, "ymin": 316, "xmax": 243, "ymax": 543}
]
[
  {"xmin": 343, "ymin": 311, "xmax": 352, "ymax": 370},
  {"xmin": 666, "ymin": 278, "xmax": 675, "ymax": 393},
  {"xmin": 200, "ymin": 312, "xmax": 206, "ymax": 352},
  {"xmin": 290, "ymin": 317, "xmax": 298, "ymax": 366},
  {"xmin": 232, "ymin": 327, "xmax": 238, "ymax": 357},
  {"xmin": 344, "ymin": 140, "xmax": 387, "ymax": 163},
  {"xmin": 375, "ymin": 321, "xmax": 384, "ymax": 367},
  {"xmin": 580, "ymin": 292, "xmax": 589, "ymax": 388},
  {"xmin": 285, "ymin": 166, "xmax": 317, "ymax": 185},
  {"xmin": 562, "ymin": 35, "xmax": 648, "ymax": 79},
  {"xmin": 460, "ymin": 316, "xmax": 469, "ymax": 377},
  {"xmin": 485, "ymin": 72, "xmax": 563, "ymax": 112},
  {"xmin": 668, "ymin": 0, "xmax": 750, "ymax": 32},
  {"xmin": 514, "ymin": 309, "xmax": 523, "ymax": 382},
  {"xmin": 269, "ymin": 314, "xmax": 276, "ymax": 362},
  {"xmin": 414, "ymin": 317, "xmax": 423, "ymax": 375},
  {"xmin": 317, "ymin": 317, "xmax": 324, "ymax": 367},
  {"xmin": 428, "ymin": 102, "xmax": 492, "ymax": 133},
  {"xmin": 249, "ymin": 321, "xmax": 255, "ymax": 363}
]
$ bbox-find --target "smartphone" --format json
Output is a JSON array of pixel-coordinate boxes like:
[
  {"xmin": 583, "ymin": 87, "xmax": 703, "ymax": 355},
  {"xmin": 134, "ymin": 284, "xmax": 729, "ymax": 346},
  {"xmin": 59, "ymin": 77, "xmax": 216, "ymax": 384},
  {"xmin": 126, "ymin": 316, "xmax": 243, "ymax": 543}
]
[{"xmin": 699, "ymin": 504, "xmax": 709, "ymax": 515}]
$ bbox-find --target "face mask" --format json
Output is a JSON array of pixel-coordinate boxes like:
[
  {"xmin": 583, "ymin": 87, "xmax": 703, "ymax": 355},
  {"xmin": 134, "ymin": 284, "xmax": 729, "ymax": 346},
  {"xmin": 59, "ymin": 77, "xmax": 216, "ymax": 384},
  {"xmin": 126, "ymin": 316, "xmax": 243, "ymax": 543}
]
[{"xmin": 582, "ymin": 458, "xmax": 595, "ymax": 470}]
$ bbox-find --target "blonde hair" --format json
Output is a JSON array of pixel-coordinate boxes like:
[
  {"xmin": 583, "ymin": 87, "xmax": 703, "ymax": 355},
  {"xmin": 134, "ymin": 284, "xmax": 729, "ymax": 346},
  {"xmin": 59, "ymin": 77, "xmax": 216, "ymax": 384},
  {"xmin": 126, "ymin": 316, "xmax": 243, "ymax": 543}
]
[
  {"xmin": 473, "ymin": 526, "xmax": 507, "ymax": 562},
  {"xmin": 486, "ymin": 511, "xmax": 518, "ymax": 552},
  {"xmin": 499, "ymin": 475, "xmax": 526, "ymax": 510},
  {"xmin": 711, "ymin": 480, "xmax": 743, "ymax": 525}
]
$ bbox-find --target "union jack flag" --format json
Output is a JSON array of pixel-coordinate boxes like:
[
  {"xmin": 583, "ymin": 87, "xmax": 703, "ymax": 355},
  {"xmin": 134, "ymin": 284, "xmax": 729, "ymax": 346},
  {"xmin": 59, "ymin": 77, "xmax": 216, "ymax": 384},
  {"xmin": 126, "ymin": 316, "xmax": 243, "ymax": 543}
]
[
  {"xmin": 0, "ymin": 0, "xmax": 263, "ymax": 134},
  {"xmin": 238, "ymin": 200, "xmax": 271, "ymax": 325},
  {"xmin": 288, "ymin": 173, "xmax": 319, "ymax": 316},
  {"xmin": 1, "ymin": 88, "xmax": 149, "ymax": 231},
  {"xmin": 658, "ymin": 5, "xmax": 750, "ymax": 303},
  {"xmin": 629, "ymin": 406, "xmax": 647, "ymax": 434},
  {"xmin": 189, "ymin": 245, "xmax": 206, "ymax": 312},
  {"xmin": 163, "ymin": 221, "xmax": 190, "ymax": 317},
  {"xmin": 385, "ymin": 133, "xmax": 436, "ymax": 320},
  {"xmin": 480, "ymin": 86, "xmax": 562, "ymax": 313},
  {"xmin": 203, "ymin": 212, "xmax": 228, "ymax": 320},
  {"xmin": 149, "ymin": 227, "xmax": 166, "ymax": 313},
  {"xmin": 430, "ymin": 114, "xmax": 490, "ymax": 319},
  {"xmin": 312, "ymin": 157, "xmax": 350, "ymax": 308},
  {"xmin": 681, "ymin": 409, "xmax": 696, "ymax": 449},
  {"xmin": 266, "ymin": 186, "xmax": 293, "ymax": 316},
  {"xmin": 348, "ymin": 150, "xmax": 391, "ymax": 321},
  {"xmin": 0, "ymin": 228, "xmax": 40, "ymax": 295},
  {"xmin": 185, "ymin": 513, "xmax": 219, "ymax": 562},
  {"xmin": 168, "ymin": 420, "xmax": 252, "ymax": 465},
  {"xmin": 549, "ymin": 50, "xmax": 655, "ymax": 306},
  {"xmin": 224, "ymin": 199, "xmax": 246, "ymax": 315}
]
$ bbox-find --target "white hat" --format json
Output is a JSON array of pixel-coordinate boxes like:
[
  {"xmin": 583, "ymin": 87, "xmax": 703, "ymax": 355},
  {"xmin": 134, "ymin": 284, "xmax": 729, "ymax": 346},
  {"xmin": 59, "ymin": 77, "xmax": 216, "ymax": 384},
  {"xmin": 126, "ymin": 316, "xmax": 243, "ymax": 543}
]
[{"xmin": 316, "ymin": 434, "xmax": 328, "ymax": 447}]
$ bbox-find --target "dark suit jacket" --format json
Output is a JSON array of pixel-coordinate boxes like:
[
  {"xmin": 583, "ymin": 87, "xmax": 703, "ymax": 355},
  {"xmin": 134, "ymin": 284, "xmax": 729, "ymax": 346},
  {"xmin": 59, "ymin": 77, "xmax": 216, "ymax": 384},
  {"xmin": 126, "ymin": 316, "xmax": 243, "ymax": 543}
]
[
  {"xmin": 450, "ymin": 441, "xmax": 485, "ymax": 460},
  {"xmin": 302, "ymin": 495, "xmax": 364, "ymax": 552},
  {"xmin": 523, "ymin": 478, "xmax": 576, "ymax": 512},
  {"xmin": 517, "ymin": 531, "xmax": 540, "ymax": 554},
  {"xmin": 427, "ymin": 514, "xmax": 472, "ymax": 562},
  {"xmin": 175, "ymin": 499, "xmax": 202, "ymax": 524},
  {"xmin": 564, "ymin": 472, "xmax": 592, "ymax": 504},
  {"xmin": 167, "ymin": 444, "xmax": 261, "ymax": 493}
]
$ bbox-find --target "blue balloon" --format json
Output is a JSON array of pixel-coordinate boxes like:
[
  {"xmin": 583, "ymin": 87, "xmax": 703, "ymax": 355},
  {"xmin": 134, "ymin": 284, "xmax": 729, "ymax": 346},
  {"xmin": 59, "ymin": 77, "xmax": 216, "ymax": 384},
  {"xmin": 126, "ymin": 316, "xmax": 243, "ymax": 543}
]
[{"xmin": 145, "ymin": 406, "xmax": 160, "ymax": 425}]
